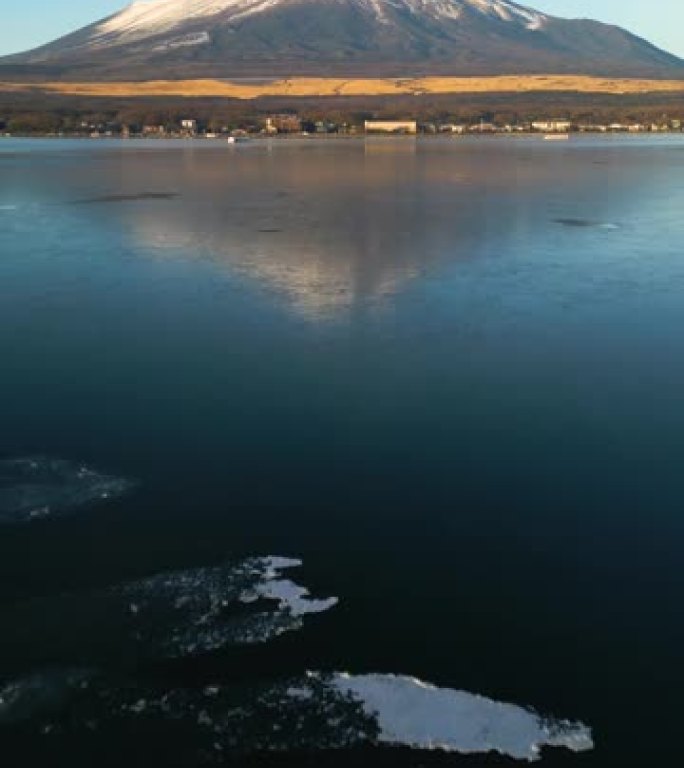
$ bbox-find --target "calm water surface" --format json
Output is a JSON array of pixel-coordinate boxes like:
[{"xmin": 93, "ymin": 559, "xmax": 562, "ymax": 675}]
[{"xmin": 1, "ymin": 136, "xmax": 684, "ymax": 766}]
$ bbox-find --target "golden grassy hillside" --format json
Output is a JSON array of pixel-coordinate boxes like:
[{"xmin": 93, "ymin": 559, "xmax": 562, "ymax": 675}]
[{"xmin": 2, "ymin": 75, "xmax": 684, "ymax": 99}]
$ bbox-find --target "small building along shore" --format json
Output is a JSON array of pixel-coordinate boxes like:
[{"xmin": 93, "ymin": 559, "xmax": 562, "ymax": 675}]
[
  {"xmin": 4, "ymin": 108, "xmax": 682, "ymax": 139},
  {"xmin": 364, "ymin": 120, "xmax": 417, "ymax": 135}
]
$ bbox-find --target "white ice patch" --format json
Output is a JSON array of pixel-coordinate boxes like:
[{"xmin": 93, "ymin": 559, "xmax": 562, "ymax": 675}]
[
  {"xmin": 261, "ymin": 555, "xmax": 303, "ymax": 572},
  {"xmin": 245, "ymin": 579, "xmax": 338, "ymax": 617},
  {"xmin": 327, "ymin": 673, "xmax": 593, "ymax": 761},
  {"xmin": 240, "ymin": 557, "xmax": 338, "ymax": 617},
  {"xmin": 285, "ymin": 685, "xmax": 315, "ymax": 701}
]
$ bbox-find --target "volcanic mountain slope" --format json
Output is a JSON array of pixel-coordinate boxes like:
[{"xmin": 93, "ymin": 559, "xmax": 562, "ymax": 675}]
[{"xmin": 3, "ymin": 0, "xmax": 684, "ymax": 79}]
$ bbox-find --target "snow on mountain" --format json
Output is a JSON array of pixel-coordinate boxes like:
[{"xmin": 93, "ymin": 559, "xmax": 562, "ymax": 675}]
[
  {"xmin": 97, "ymin": 0, "xmax": 279, "ymax": 42},
  {"xmin": 95, "ymin": 0, "xmax": 547, "ymax": 45}
]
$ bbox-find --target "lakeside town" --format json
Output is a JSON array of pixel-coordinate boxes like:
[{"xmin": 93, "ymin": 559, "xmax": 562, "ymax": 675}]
[{"xmin": 1, "ymin": 112, "xmax": 683, "ymax": 139}]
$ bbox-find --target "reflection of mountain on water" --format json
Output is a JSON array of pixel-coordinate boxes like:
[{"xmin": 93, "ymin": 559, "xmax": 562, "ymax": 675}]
[
  {"xmin": 88, "ymin": 140, "xmax": 519, "ymax": 317},
  {"xmin": 73, "ymin": 138, "xmax": 643, "ymax": 317},
  {"xmin": 121, "ymin": 142, "xmax": 432, "ymax": 316}
]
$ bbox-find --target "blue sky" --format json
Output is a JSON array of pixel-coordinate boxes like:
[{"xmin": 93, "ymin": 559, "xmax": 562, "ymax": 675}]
[{"xmin": 1, "ymin": 0, "xmax": 683, "ymax": 57}]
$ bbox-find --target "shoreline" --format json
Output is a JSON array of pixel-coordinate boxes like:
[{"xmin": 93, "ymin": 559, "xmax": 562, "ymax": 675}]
[{"xmin": 2, "ymin": 132, "xmax": 683, "ymax": 140}]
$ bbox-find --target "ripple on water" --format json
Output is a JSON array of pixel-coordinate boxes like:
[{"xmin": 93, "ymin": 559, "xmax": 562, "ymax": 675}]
[
  {"xmin": 71, "ymin": 193, "xmax": 179, "ymax": 204},
  {"xmin": 554, "ymin": 217, "xmax": 620, "ymax": 230}
]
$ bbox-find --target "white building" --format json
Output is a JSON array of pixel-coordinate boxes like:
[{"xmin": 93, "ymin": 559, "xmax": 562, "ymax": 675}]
[{"xmin": 532, "ymin": 119, "xmax": 572, "ymax": 133}]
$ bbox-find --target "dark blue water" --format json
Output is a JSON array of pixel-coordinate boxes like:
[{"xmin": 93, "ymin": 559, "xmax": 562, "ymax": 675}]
[{"xmin": 2, "ymin": 135, "xmax": 684, "ymax": 766}]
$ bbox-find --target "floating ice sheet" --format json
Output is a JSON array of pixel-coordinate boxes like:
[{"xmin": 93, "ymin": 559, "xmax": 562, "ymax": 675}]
[
  {"xmin": 0, "ymin": 457, "xmax": 136, "ymax": 524},
  {"xmin": 0, "ymin": 670, "xmax": 592, "ymax": 763},
  {"xmin": 328, "ymin": 673, "xmax": 594, "ymax": 761}
]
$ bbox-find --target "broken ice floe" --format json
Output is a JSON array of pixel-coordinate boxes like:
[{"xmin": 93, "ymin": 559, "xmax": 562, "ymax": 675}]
[
  {"xmin": 0, "ymin": 457, "xmax": 136, "ymax": 524},
  {"xmin": 111, "ymin": 556, "xmax": 338, "ymax": 656},
  {"xmin": 0, "ymin": 670, "xmax": 592, "ymax": 763},
  {"xmin": 239, "ymin": 556, "xmax": 338, "ymax": 618},
  {"xmin": 0, "ymin": 670, "xmax": 367, "ymax": 759},
  {"xmin": 3, "ymin": 557, "xmax": 337, "ymax": 665}
]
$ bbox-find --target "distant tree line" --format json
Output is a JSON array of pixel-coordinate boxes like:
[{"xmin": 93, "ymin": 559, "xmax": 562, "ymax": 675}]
[{"xmin": 1, "ymin": 91, "xmax": 683, "ymax": 135}]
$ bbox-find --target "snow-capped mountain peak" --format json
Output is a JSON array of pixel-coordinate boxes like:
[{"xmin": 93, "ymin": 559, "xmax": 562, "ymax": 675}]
[
  {"xmin": 96, "ymin": 0, "xmax": 548, "ymax": 44},
  {"xmin": 5, "ymin": 0, "xmax": 682, "ymax": 79}
]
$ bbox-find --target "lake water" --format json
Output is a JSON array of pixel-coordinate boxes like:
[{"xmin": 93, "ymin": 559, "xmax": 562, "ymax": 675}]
[{"xmin": 1, "ymin": 135, "xmax": 684, "ymax": 766}]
